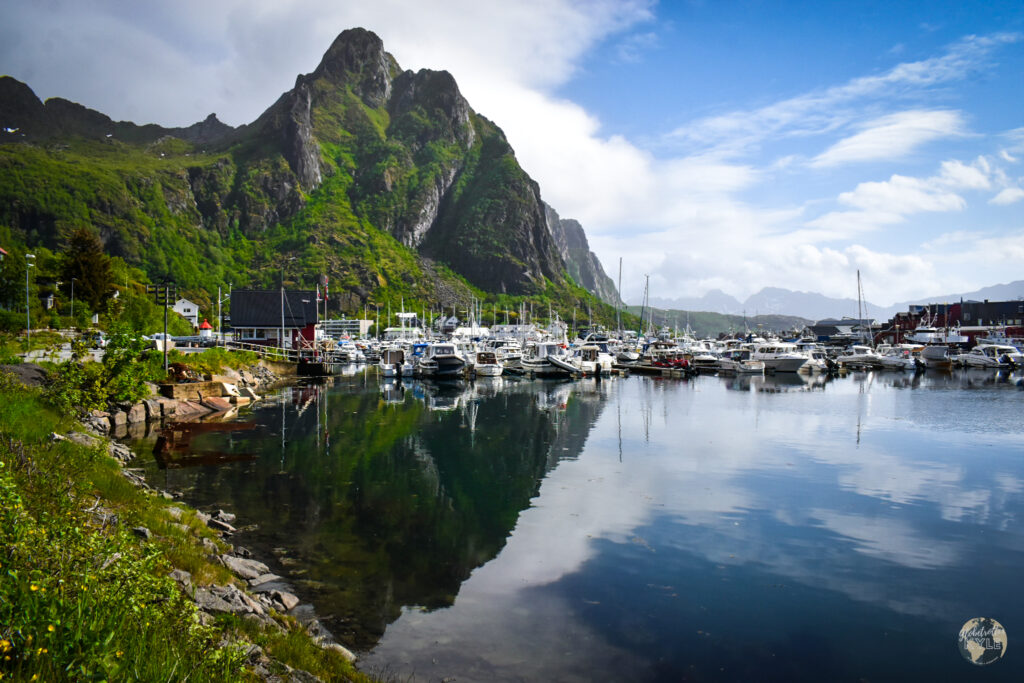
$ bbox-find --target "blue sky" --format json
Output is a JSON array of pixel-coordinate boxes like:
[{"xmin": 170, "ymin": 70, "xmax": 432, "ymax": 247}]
[{"xmin": 2, "ymin": 0, "xmax": 1022, "ymax": 305}]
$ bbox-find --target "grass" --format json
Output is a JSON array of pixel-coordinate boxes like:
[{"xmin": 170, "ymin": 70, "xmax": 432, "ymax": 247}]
[{"xmin": 0, "ymin": 369, "xmax": 373, "ymax": 682}]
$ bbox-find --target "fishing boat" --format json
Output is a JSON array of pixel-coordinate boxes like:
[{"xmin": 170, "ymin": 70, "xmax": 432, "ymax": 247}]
[
  {"xmin": 472, "ymin": 350, "xmax": 504, "ymax": 376},
  {"xmin": 378, "ymin": 345, "xmax": 406, "ymax": 378}
]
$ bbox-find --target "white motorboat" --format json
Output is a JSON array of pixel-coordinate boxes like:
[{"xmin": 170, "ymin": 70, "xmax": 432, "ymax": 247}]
[
  {"xmin": 962, "ymin": 344, "xmax": 1023, "ymax": 369},
  {"xmin": 877, "ymin": 344, "xmax": 924, "ymax": 371},
  {"xmin": 837, "ymin": 345, "xmax": 883, "ymax": 369},
  {"xmin": 378, "ymin": 345, "xmax": 406, "ymax": 378},
  {"xmin": 522, "ymin": 341, "xmax": 575, "ymax": 377},
  {"xmin": 416, "ymin": 342, "xmax": 466, "ymax": 378},
  {"xmin": 921, "ymin": 344, "xmax": 953, "ymax": 370},
  {"xmin": 472, "ymin": 350, "xmax": 504, "ymax": 376},
  {"xmin": 751, "ymin": 342, "xmax": 808, "ymax": 373},
  {"xmin": 716, "ymin": 348, "xmax": 765, "ymax": 375}
]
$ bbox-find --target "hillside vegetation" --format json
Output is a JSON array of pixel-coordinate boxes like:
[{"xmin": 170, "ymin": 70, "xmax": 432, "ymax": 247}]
[{"xmin": 0, "ymin": 28, "xmax": 624, "ymax": 332}]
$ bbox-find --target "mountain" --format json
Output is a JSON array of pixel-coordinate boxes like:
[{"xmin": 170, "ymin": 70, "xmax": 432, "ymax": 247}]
[
  {"xmin": 650, "ymin": 289, "xmax": 743, "ymax": 315},
  {"xmin": 0, "ymin": 28, "xmax": 618, "ymax": 317},
  {"xmin": 880, "ymin": 280, "xmax": 1024, "ymax": 319},
  {"xmin": 544, "ymin": 203, "xmax": 618, "ymax": 306},
  {"xmin": 650, "ymin": 280, "xmax": 1024, "ymax": 323}
]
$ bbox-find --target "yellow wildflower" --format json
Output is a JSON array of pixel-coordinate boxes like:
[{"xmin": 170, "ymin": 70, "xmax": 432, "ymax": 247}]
[
  {"xmin": 30, "ymin": 584, "xmax": 39, "ymax": 591},
  {"xmin": 0, "ymin": 639, "xmax": 10, "ymax": 652},
  {"xmin": 116, "ymin": 650, "xmax": 123, "ymax": 658},
  {"xmin": 47, "ymin": 624, "xmax": 55, "ymax": 632}
]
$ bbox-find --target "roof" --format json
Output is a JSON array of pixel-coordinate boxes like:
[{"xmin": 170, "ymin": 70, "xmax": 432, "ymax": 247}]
[
  {"xmin": 199, "ymin": 319, "xmax": 213, "ymax": 329},
  {"xmin": 230, "ymin": 289, "xmax": 318, "ymax": 328}
]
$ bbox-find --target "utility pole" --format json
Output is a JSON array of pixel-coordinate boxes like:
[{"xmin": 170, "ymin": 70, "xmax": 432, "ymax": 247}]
[
  {"xmin": 71, "ymin": 277, "xmax": 76, "ymax": 323},
  {"xmin": 147, "ymin": 282, "xmax": 176, "ymax": 374},
  {"xmin": 25, "ymin": 253, "xmax": 35, "ymax": 346}
]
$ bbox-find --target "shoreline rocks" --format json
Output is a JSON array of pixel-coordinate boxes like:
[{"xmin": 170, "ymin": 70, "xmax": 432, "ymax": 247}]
[{"xmin": 83, "ymin": 361, "xmax": 283, "ymax": 439}]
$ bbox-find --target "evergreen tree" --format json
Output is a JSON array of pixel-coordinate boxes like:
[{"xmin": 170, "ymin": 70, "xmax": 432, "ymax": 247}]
[{"xmin": 60, "ymin": 228, "xmax": 114, "ymax": 312}]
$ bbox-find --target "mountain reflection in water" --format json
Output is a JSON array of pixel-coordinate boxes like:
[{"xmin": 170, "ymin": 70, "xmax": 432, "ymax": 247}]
[
  {"xmin": 131, "ymin": 374, "xmax": 611, "ymax": 649},
  {"xmin": 130, "ymin": 368, "xmax": 1024, "ymax": 682}
]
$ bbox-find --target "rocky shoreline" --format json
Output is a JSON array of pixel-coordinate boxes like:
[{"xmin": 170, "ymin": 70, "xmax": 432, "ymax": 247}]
[{"xmin": 52, "ymin": 361, "xmax": 357, "ymax": 681}]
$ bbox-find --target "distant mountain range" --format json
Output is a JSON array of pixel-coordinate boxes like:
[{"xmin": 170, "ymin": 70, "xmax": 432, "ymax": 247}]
[{"xmin": 650, "ymin": 281, "xmax": 1024, "ymax": 322}]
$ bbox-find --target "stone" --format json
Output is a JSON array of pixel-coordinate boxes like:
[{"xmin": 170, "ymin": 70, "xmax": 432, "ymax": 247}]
[
  {"xmin": 127, "ymin": 403, "xmax": 146, "ymax": 424},
  {"xmin": 66, "ymin": 431, "xmax": 100, "ymax": 449},
  {"xmin": 143, "ymin": 399, "xmax": 163, "ymax": 420},
  {"xmin": 221, "ymin": 555, "xmax": 270, "ymax": 580},
  {"xmin": 110, "ymin": 410, "xmax": 128, "ymax": 427},
  {"xmin": 107, "ymin": 442, "xmax": 134, "ymax": 464},
  {"xmin": 323, "ymin": 642, "xmax": 357, "ymax": 663},
  {"xmin": 165, "ymin": 506, "xmax": 184, "ymax": 520},
  {"xmin": 238, "ymin": 386, "xmax": 260, "ymax": 400},
  {"xmin": 271, "ymin": 590, "xmax": 300, "ymax": 612},
  {"xmin": 199, "ymin": 396, "xmax": 233, "ymax": 413},
  {"xmin": 207, "ymin": 517, "xmax": 236, "ymax": 534},
  {"xmin": 240, "ymin": 370, "xmax": 256, "ymax": 385},
  {"xmin": 169, "ymin": 569, "xmax": 192, "ymax": 586},
  {"xmin": 249, "ymin": 573, "xmax": 283, "ymax": 588},
  {"xmin": 214, "ymin": 509, "xmax": 237, "ymax": 524},
  {"xmin": 230, "ymin": 396, "xmax": 251, "ymax": 406},
  {"xmin": 192, "ymin": 587, "xmax": 237, "ymax": 614},
  {"xmin": 132, "ymin": 526, "xmax": 152, "ymax": 540}
]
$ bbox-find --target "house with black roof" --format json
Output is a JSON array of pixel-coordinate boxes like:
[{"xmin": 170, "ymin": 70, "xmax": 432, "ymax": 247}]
[{"xmin": 230, "ymin": 289, "xmax": 318, "ymax": 349}]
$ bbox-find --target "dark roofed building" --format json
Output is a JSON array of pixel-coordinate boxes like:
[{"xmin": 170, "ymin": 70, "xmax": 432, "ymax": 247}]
[{"xmin": 230, "ymin": 289, "xmax": 318, "ymax": 349}]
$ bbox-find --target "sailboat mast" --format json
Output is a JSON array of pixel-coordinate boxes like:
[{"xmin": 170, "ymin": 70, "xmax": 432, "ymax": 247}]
[{"xmin": 617, "ymin": 257, "xmax": 623, "ymax": 336}]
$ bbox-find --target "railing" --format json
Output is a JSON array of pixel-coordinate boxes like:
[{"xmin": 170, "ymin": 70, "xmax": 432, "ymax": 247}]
[{"xmin": 224, "ymin": 340, "xmax": 300, "ymax": 363}]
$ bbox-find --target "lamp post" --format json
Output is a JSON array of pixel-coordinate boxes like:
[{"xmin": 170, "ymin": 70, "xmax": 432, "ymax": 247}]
[
  {"xmin": 25, "ymin": 253, "xmax": 35, "ymax": 345},
  {"xmin": 217, "ymin": 283, "xmax": 231, "ymax": 347}
]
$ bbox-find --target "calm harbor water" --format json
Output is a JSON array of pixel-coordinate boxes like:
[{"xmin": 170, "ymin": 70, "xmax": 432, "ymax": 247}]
[{"xmin": 132, "ymin": 368, "xmax": 1024, "ymax": 682}]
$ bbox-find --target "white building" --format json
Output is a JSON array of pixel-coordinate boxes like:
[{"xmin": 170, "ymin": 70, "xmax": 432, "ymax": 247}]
[{"xmin": 173, "ymin": 298, "xmax": 200, "ymax": 327}]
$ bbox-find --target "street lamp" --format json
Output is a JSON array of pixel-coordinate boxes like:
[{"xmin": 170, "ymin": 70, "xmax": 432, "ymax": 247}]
[{"xmin": 25, "ymin": 254, "xmax": 35, "ymax": 345}]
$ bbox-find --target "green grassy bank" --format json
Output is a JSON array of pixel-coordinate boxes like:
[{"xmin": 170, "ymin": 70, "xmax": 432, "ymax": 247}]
[{"xmin": 0, "ymin": 368, "xmax": 371, "ymax": 682}]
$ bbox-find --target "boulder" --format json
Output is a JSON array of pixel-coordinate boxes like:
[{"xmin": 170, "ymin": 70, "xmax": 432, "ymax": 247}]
[
  {"xmin": 127, "ymin": 403, "xmax": 147, "ymax": 424},
  {"xmin": 143, "ymin": 399, "xmax": 163, "ymax": 421},
  {"xmin": 110, "ymin": 410, "xmax": 128, "ymax": 427},
  {"xmin": 207, "ymin": 517, "xmax": 236, "ymax": 534},
  {"xmin": 221, "ymin": 555, "xmax": 270, "ymax": 580},
  {"xmin": 66, "ymin": 431, "xmax": 100, "ymax": 449},
  {"xmin": 199, "ymin": 396, "xmax": 233, "ymax": 413},
  {"xmin": 323, "ymin": 642, "xmax": 357, "ymax": 663}
]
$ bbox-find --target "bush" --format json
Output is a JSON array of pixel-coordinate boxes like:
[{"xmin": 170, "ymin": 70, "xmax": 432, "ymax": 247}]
[{"xmin": 44, "ymin": 322, "xmax": 166, "ymax": 416}]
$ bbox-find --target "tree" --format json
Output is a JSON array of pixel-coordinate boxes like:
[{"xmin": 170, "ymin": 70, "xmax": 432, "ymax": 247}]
[{"xmin": 60, "ymin": 228, "xmax": 115, "ymax": 313}]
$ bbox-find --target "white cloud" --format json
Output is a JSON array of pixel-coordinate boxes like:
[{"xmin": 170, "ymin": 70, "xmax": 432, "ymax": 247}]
[
  {"xmin": 1, "ymin": 4, "xmax": 1020, "ymax": 306},
  {"xmin": 990, "ymin": 187, "xmax": 1024, "ymax": 205},
  {"xmin": 810, "ymin": 110, "xmax": 966, "ymax": 167}
]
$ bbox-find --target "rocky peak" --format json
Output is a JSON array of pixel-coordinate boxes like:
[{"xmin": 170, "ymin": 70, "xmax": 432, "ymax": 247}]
[
  {"xmin": 545, "ymin": 203, "xmax": 620, "ymax": 306},
  {"xmin": 389, "ymin": 69, "xmax": 475, "ymax": 148},
  {"xmin": 311, "ymin": 28, "xmax": 395, "ymax": 108},
  {"xmin": 0, "ymin": 76, "xmax": 46, "ymax": 133}
]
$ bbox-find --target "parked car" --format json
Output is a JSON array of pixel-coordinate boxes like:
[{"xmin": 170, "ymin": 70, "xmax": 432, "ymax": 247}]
[{"xmin": 87, "ymin": 331, "xmax": 107, "ymax": 348}]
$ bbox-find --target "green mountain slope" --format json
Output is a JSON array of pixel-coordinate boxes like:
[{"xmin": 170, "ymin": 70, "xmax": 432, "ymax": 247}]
[{"xmin": 0, "ymin": 28, "xmax": 620, "ymax": 325}]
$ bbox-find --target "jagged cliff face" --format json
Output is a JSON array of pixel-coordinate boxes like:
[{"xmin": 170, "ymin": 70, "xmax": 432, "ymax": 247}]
[
  {"xmin": 0, "ymin": 27, "xmax": 614, "ymax": 302},
  {"xmin": 545, "ymin": 204, "xmax": 619, "ymax": 305}
]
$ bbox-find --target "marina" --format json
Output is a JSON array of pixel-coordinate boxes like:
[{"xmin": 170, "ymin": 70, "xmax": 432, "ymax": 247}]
[{"xmin": 129, "ymin": 363, "xmax": 1024, "ymax": 682}]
